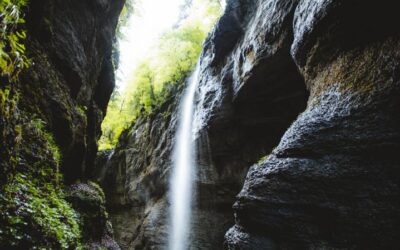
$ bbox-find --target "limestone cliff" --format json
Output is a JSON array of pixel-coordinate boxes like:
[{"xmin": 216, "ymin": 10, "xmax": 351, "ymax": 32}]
[
  {"xmin": 96, "ymin": 86, "xmax": 181, "ymax": 249},
  {"xmin": 21, "ymin": 0, "xmax": 125, "ymax": 183},
  {"xmin": 225, "ymin": 0, "xmax": 400, "ymax": 249},
  {"xmin": 97, "ymin": 0, "xmax": 400, "ymax": 249},
  {"xmin": 0, "ymin": 0, "xmax": 124, "ymax": 248}
]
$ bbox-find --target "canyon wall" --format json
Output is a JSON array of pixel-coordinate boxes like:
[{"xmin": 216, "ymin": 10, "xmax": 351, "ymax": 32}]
[
  {"xmin": 96, "ymin": 87, "xmax": 181, "ymax": 249},
  {"xmin": 225, "ymin": 0, "xmax": 400, "ymax": 249},
  {"xmin": 1, "ymin": 0, "xmax": 124, "ymax": 248},
  {"xmin": 98, "ymin": 0, "xmax": 400, "ymax": 249},
  {"xmin": 21, "ymin": 0, "xmax": 125, "ymax": 183}
]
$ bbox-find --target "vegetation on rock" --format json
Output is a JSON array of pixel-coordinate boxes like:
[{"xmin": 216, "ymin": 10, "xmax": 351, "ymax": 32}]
[
  {"xmin": 0, "ymin": 0, "xmax": 30, "ymax": 81},
  {"xmin": 1, "ymin": 2, "xmax": 86, "ymax": 249},
  {"xmin": 0, "ymin": 116, "xmax": 82, "ymax": 249},
  {"xmin": 66, "ymin": 182, "xmax": 114, "ymax": 245},
  {"xmin": 0, "ymin": 174, "xmax": 82, "ymax": 249}
]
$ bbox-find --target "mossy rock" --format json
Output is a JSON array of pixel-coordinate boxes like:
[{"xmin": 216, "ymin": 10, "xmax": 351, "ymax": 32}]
[
  {"xmin": 0, "ymin": 173, "xmax": 82, "ymax": 249},
  {"xmin": 0, "ymin": 97, "xmax": 83, "ymax": 249},
  {"xmin": 66, "ymin": 182, "xmax": 110, "ymax": 242}
]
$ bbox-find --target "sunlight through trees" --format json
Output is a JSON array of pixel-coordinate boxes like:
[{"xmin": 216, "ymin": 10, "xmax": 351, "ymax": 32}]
[{"xmin": 99, "ymin": 0, "xmax": 222, "ymax": 149}]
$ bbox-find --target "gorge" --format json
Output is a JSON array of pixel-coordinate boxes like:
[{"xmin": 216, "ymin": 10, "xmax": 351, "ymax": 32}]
[{"xmin": 1, "ymin": 0, "xmax": 400, "ymax": 249}]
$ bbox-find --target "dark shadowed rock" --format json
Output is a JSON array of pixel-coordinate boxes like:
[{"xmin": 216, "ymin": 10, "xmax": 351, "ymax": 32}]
[
  {"xmin": 190, "ymin": 0, "xmax": 309, "ymax": 247},
  {"xmin": 225, "ymin": 0, "xmax": 400, "ymax": 249},
  {"xmin": 98, "ymin": 91, "xmax": 180, "ymax": 249},
  {"xmin": 98, "ymin": 0, "xmax": 308, "ymax": 248},
  {"xmin": 0, "ymin": 0, "xmax": 124, "ymax": 248},
  {"xmin": 97, "ymin": 0, "xmax": 400, "ymax": 249},
  {"xmin": 20, "ymin": 0, "xmax": 125, "ymax": 183},
  {"xmin": 67, "ymin": 182, "xmax": 120, "ymax": 249}
]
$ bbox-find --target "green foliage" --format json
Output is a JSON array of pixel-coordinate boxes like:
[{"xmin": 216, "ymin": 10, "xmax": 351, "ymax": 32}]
[
  {"xmin": 1, "ymin": 2, "xmax": 99, "ymax": 249},
  {"xmin": 0, "ymin": 174, "xmax": 82, "ymax": 249},
  {"xmin": 0, "ymin": 108, "xmax": 82, "ymax": 249},
  {"xmin": 113, "ymin": 0, "xmax": 136, "ymax": 68},
  {"xmin": 0, "ymin": 0, "xmax": 30, "ymax": 80},
  {"xmin": 98, "ymin": 91, "xmax": 131, "ymax": 149},
  {"xmin": 0, "ymin": 0, "xmax": 29, "ymax": 173},
  {"xmin": 116, "ymin": 0, "xmax": 136, "ymax": 37},
  {"xmin": 0, "ymin": 116, "xmax": 82, "ymax": 249},
  {"xmin": 0, "ymin": 88, "xmax": 21, "ymax": 183},
  {"xmin": 99, "ymin": 0, "xmax": 222, "ymax": 150},
  {"xmin": 29, "ymin": 118, "xmax": 62, "ymax": 166}
]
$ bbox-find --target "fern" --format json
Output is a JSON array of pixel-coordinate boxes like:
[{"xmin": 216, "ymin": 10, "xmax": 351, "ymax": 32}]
[{"xmin": 0, "ymin": 0, "xmax": 30, "ymax": 81}]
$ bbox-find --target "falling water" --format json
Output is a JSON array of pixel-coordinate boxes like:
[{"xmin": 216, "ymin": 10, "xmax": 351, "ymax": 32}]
[
  {"xmin": 169, "ymin": 65, "xmax": 200, "ymax": 250},
  {"xmin": 95, "ymin": 150, "xmax": 114, "ymax": 183}
]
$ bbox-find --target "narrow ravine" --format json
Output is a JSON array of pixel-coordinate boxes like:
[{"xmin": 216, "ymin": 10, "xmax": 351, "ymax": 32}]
[
  {"xmin": 169, "ymin": 65, "xmax": 200, "ymax": 250},
  {"xmin": 2, "ymin": 0, "xmax": 400, "ymax": 249},
  {"xmin": 95, "ymin": 1, "xmax": 223, "ymax": 248}
]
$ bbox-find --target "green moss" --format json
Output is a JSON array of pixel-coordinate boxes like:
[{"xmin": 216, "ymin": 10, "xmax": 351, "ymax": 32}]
[
  {"xmin": 161, "ymin": 110, "xmax": 172, "ymax": 119},
  {"xmin": 257, "ymin": 155, "xmax": 270, "ymax": 165},
  {"xmin": 87, "ymin": 181, "xmax": 106, "ymax": 203},
  {"xmin": 76, "ymin": 105, "xmax": 87, "ymax": 117},
  {"xmin": 0, "ymin": 173, "xmax": 82, "ymax": 249},
  {"xmin": 0, "ymin": 94, "xmax": 83, "ymax": 249},
  {"xmin": 0, "ymin": 115, "xmax": 83, "ymax": 248},
  {"xmin": 67, "ymin": 182, "xmax": 109, "ymax": 242},
  {"xmin": 29, "ymin": 117, "xmax": 62, "ymax": 165},
  {"xmin": 0, "ymin": 88, "xmax": 21, "ymax": 182}
]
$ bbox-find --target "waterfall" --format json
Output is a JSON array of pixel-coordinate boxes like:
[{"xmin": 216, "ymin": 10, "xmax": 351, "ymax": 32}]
[{"xmin": 169, "ymin": 65, "xmax": 200, "ymax": 250}]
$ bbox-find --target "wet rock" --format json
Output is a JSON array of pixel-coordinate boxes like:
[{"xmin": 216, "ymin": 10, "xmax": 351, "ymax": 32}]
[
  {"xmin": 94, "ymin": 149, "xmax": 115, "ymax": 183},
  {"xmin": 19, "ymin": 0, "xmax": 125, "ymax": 182},
  {"xmin": 97, "ymin": 0, "xmax": 400, "ymax": 249},
  {"xmin": 67, "ymin": 182, "xmax": 120, "ymax": 249},
  {"xmin": 225, "ymin": 0, "xmax": 400, "ymax": 249},
  {"xmin": 98, "ymin": 90, "xmax": 181, "ymax": 249},
  {"xmin": 100, "ymin": 0, "xmax": 308, "ymax": 248},
  {"xmin": 192, "ymin": 0, "xmax": 308, "ymax": 246},
  {"xmin": 0, "ymin": 0, "xmax": 124, "ymax": 248}
]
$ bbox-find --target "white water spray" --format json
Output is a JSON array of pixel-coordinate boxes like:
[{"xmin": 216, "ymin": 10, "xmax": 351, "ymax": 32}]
[{"xmin": 169, "ymin": 65, "xmax": 200, "ymax": 250}]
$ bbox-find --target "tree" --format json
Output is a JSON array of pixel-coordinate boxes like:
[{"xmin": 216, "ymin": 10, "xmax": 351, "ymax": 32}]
[{"xmin": 98, "ymin": 0, "xmax": 222, "ymax": 150}]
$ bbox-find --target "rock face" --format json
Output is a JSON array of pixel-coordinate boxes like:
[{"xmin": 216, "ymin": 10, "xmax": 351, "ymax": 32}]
[
  {"xmin": 0, "ymin": 0, "xmax": 124, "ymax": 248},
  {"xmin": 100, "ymin": 0, "xmax": 308, "ymax": 248},
  {"xmin": 20, "ymin": 0, "xmax": 125, "ymax": 182},
  {"xmin": 98, "ymin": 91, "xmax": 181, "ymax": 249},
  {"xmin": 67, "ymin": 182, "xmax": 120, "ymax": 249},
  {"xmin": 99, "ymin": 0, "xmax": 400, "ymax": 249},
  {"xmin": 190, "ymin": 0, "xmax": 309, "ymax": 247},
  {"xmin": 224, "ymin": 0, "xmax": 400, "ymax": 249}
]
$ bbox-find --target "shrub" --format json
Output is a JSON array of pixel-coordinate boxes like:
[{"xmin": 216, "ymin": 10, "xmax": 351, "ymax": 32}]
[
  {"xmin": 0, "ymin": 115, "xmax": 83, "ymax": 249},
  {"xmin": 0, "ymin": 173, "xmax": 82, "ymax": 249},
  {"xmin": 0, "ymin": 0, "xmax": 30, "ymax": 81}
]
